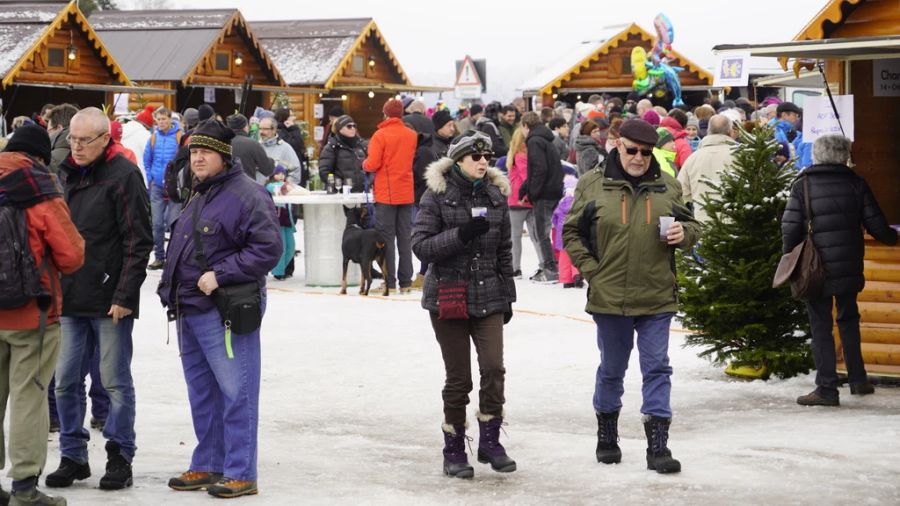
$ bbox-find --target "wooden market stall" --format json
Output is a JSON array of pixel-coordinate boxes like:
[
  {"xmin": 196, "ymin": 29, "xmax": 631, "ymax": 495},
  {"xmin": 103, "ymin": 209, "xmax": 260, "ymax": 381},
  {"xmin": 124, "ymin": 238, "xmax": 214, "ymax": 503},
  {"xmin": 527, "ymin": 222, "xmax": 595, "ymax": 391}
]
[
  {"xmin": 0, "ymin": 0, "xmax": 134, "ymax": 123},
  {"xmin": 90, "ymin": 8, "xmax": 287, "ymax": 118},
  {"xmin": 714, "ymin": 0, "xmax": 900, "ymax": 378},
  {"xmin": 252, "ymin": 18, "xmax": 443, "ymax": 144},
  {"xmin": 518, "ymin": 23, "xmax": 714, "ymax": 109}
]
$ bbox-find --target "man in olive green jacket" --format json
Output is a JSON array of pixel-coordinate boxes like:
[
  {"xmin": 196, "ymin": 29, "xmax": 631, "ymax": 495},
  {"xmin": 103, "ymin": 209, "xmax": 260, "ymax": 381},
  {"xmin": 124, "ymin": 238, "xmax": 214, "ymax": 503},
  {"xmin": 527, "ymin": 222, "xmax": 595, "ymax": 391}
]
[{"xmin": 562, "ymin": 119, "xmax": 698, "ymax": 475}]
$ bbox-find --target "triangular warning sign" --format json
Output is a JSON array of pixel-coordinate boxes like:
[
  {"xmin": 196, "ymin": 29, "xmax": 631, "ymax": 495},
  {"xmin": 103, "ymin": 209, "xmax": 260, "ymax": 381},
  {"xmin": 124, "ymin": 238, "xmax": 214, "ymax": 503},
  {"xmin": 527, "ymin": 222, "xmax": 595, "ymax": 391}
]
[{"xmin": 455, "ymin": 56, "xmax": 482, "ymax": 87}]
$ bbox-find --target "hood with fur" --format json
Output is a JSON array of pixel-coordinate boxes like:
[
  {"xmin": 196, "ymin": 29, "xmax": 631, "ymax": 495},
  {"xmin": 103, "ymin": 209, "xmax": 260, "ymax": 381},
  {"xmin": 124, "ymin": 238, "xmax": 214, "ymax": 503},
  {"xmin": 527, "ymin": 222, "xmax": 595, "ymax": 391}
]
[{"xmin": 424, "ymin": 157, "xmax": 510, "ymax": 196}]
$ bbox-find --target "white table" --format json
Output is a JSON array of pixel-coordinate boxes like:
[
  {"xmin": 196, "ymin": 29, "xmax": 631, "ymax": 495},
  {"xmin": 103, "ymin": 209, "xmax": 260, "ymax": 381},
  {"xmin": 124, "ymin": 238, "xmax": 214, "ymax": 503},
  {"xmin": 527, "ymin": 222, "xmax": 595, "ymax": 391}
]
[{"xmin": 274, "ymin": 192, "xmax": 373, "ymax": 287}]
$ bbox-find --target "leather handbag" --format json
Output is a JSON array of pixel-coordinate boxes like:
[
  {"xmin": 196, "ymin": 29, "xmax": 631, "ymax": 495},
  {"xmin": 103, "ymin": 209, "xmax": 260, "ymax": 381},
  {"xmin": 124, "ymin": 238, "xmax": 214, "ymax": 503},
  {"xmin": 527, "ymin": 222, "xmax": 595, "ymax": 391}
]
[{"xmin": 773, "ymin": 177, "xmax": 825, "ymax": 299}]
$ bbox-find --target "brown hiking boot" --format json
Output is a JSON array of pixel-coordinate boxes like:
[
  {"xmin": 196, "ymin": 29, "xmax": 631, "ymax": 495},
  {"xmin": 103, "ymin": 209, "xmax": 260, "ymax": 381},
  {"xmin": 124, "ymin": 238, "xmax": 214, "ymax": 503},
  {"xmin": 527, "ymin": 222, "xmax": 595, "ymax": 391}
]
[
  {"xmin": 207, "ymin": 478, "xmax": 258, "ymax": 498},
  {"xmin": 796, "ymin": 390, "xmax": 839, "ymax": 406},
  {"xmin": 411, "ymin": 273, "xmax": 425, "ymax": 290},
  {"xmin": 168, "ymin": 470, "xmax": 222, "ymax": 491},
  {"xmin": 850, "ymin": 382, "xmax": 875, "ymax": 395}
]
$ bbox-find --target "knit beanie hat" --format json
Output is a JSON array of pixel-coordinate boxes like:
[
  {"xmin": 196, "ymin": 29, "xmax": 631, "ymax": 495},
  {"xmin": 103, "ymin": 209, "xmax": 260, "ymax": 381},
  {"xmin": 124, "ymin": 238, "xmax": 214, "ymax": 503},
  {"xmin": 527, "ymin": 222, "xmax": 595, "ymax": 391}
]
[
  {"xmin": 109, "ymin": 120, "xmax": 123, "ymax": 143},
  {"xmin": 135, "ymin": 105, "xmax": 155, "ymax": 128},
  {"xmin": 183, "ymin": 108, "xmax": 200, "ymax": 128},
  {"xmin": 332, "ymin": 115, "xmax": 355, "ymax": 134},
  {"xmin": 226, "ymin": 113, "xmax": 248, "ymax": 131},
  {"xmin": 382, "ymin": 99, "xmax": 404, "ymax": 118},
  {"xmin": 4, "ymin": 123, "xmax": 52, "ymax": 164},
  {"xmin": 198, "ymin": 104, "xmax": 215, "ymax": 122},
  {"xmin": 642, "ymin": 110, "xmax": 661, "ymax": 127},
  {"xmin": 687, "ymin": 117, "xmax": 700, "ymax": 129},
  {"xmin": 469, "ymin": 103, "xmax": 483, "ymax": 116},
  {"xmin": 432, "ymin": 109, "xmax": 453, "ymax": 131},
  {"xmin": 656, "ymin": 127, "xmax": 674, "ymax": 149},
  {"xmin": 189, "ymin": 119, "xmax": 235, "ymax": 158},
  {"xmin": 447, "ymin": 131, "xmax": 492, "ymax": 162}
]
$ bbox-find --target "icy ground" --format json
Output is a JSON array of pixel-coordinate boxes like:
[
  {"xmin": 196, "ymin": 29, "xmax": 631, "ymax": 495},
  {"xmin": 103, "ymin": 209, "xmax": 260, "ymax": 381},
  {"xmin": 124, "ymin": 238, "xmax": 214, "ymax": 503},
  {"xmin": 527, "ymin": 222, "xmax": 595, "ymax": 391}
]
[{"xmin": 24, "ymin": 231, "xmax": 900, "ymax": 505}]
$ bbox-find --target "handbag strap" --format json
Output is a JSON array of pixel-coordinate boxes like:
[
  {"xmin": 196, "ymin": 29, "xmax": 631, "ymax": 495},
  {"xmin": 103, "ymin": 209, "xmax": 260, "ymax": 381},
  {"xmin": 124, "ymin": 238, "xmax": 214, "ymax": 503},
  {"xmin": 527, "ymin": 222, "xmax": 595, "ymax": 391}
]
[
  {"xmin": 191, "ymin": 195, "xmax": 211, "ymax": 273},
  {"xmin": 802, "ymin": 176, "xmax": 813, "ymax": 234}
]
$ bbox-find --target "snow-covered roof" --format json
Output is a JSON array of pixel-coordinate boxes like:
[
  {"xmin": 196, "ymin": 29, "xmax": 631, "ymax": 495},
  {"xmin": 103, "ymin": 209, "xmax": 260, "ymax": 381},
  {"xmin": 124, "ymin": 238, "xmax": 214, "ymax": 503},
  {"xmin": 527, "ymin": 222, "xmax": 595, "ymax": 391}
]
[
  {"xmin": 0, "ymin": 3, "xmax": 64, "ymax": 79},
  {"xmin": 252, "ymin": 18, "xmax": 371, "ymax": 87},
  {"xmin": 89, "ymin": 9, "xmax": 235, "ymax": 31},
  {"xmin": 518, "ymin": 24, "xmax": 632, "ymax": 95}
]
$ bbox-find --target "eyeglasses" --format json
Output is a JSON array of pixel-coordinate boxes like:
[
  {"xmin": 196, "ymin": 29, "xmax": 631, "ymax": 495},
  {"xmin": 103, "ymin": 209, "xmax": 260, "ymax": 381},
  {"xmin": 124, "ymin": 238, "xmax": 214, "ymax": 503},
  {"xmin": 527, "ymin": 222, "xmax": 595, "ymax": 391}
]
[
  {"xmin": 343, "ymin": 124, "xmax": 357, "ymax": 130},
  {"xmin": 622, "ymin": 143, "xmax": 653, "ymax": 157},
  {"xmin": 259, "ymin": 127, "xmax": 276, "ymax": 131},
  {"xmin": 471, "ymin": 153, "xmax": 491, "ymax": 162},
  {"xmin": 66, "ymin": 133, "xmax": 106, "ymax": 147}
]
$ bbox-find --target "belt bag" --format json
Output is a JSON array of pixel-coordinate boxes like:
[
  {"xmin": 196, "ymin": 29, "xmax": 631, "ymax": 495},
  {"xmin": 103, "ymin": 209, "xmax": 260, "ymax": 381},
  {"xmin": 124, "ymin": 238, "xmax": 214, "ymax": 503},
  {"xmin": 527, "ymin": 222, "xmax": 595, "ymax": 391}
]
[{"xmin": 212, "ymin": 281, "xmax": 262, "ymax": 335}]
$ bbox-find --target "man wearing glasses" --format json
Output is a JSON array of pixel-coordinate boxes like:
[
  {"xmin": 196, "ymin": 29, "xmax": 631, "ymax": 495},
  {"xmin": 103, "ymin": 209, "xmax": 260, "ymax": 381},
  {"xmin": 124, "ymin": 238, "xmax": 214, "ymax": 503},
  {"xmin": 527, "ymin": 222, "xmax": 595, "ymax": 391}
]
[
  {"xmin": 46, "ymin": 107, "xmax": 152, "ymax": 491},
  {"xmin": 258, "ymin": 117, "xmax": 300, "ymax": 184},
  {"xmin": 562, "ymin": 118, "xmax": 698, "ymax": 475}
]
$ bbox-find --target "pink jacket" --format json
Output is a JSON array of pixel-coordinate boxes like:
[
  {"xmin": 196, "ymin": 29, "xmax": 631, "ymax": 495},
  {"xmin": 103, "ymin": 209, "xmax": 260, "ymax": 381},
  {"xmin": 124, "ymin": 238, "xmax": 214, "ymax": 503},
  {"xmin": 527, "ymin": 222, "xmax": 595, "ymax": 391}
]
[{"xmin": 506, "ymin": 152, "xmax": 531, "ymax": 209}]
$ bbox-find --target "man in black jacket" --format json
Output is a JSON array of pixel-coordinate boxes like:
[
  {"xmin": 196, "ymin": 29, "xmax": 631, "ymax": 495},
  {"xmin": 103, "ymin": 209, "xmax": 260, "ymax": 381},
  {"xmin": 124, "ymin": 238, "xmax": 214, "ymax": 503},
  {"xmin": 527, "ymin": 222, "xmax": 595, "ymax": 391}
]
[
  {"xmin": 431, "ymin": 109, "xmax": 455, "ymax": 158},
  {"xmin": 519, "ymin": 111, "xmax": 563, "ymax": 283},
  {"xmin": 46, "ymin": 107, "xmax": 152, "ymax": 491},
  {"xmin": 274, "ymin": 108, "xmax": 307, "ymax": 186},
  {"xmin": 782, "ymin": 134, "xmax": 897, "ymax": 407},
  {"xmin": 402, "ymin": 99, "xmax": 434, "ymax": 137},
  {"xmin": 227, "ymin": 113, "xmax": 274, "ymax": 182}
]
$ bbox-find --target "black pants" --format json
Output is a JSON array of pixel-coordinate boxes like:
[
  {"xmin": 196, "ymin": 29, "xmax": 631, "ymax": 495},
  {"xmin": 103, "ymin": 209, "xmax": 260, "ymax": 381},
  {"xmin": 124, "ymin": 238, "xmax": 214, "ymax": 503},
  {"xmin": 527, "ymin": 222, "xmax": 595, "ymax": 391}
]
[
  {"xmin": 430, "ymin": 313, "xmax": 505, "ymax": 425},
  {"xmin": 532, "ymin": 199, "xmax": 557, "ymax": 271},
  {"xmin": 806, "ymin": 292, "xmax": 867, "ymax": 396}
]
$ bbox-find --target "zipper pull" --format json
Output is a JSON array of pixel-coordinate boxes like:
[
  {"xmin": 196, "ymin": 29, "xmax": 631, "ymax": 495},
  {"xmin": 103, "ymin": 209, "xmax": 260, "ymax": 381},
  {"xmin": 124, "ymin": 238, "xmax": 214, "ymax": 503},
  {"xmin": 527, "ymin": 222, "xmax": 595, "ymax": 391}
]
[
  {"xmin": 620, "ymin": 193, "xmax": 627, "ymax": 225},
  {"xmin": 645, "ymin": 194, "xmax": 651, "ymax": 225},
  {"xmin": 224, "ymin": 320, "xmax": 234, "ymax": 360}
]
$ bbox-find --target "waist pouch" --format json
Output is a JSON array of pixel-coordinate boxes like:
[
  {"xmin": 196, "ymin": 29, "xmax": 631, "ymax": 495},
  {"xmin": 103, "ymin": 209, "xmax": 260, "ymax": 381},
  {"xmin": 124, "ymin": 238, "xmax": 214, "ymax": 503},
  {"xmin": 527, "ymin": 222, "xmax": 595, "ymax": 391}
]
[
  {"xmin": 212, "ymin": 281, "xmax": 262, "ymax": 335},
  {"xmin": 437, "ymin": 280, "xmax": 468, "ymax": 320}
]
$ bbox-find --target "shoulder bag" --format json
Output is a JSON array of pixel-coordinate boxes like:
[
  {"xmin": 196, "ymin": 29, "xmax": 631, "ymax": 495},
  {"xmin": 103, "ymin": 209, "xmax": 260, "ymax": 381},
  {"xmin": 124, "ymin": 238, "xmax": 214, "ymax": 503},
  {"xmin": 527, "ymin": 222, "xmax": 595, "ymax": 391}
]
[{"xmin": 772, "ymin": 177, "xmax": 825, "ymax": 299}]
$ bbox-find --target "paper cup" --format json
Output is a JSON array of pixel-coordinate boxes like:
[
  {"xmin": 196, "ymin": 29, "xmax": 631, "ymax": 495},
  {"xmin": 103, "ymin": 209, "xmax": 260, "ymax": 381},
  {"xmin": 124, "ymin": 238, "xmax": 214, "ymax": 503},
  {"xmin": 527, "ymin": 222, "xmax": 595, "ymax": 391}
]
[{"xmin": 659, "ymin": 216, "xmax": 675, "ymax": 242}]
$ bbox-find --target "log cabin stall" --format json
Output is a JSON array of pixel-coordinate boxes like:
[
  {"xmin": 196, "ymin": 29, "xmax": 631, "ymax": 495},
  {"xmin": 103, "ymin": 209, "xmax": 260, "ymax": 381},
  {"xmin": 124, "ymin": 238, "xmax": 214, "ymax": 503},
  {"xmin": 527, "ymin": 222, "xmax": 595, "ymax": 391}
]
[
  {"xmin": 714, "ymin": 0, "xmax": 900, "ymax": 379},
  {"xmin": 0, "ymin": 0, "xmax": 134, "ymax": 124},
  {"xmin": 518, "ymin": 23, "xmax": 714, "ymax": 109},
  {"xmin": 252, "ymin": 18, "xmax": 443, "ymax": 149},
  {"xmin": 89, "ymin": 8, "xmax": 287, "ymax": 119}
]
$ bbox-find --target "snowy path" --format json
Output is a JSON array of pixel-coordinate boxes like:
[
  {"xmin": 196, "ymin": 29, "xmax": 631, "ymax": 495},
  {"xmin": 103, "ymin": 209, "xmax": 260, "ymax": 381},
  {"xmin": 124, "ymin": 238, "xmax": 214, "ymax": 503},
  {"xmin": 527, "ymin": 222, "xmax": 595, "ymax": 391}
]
[{"xmin": 33, "ymin": 239, "xmax": 900, "ymax": 505}]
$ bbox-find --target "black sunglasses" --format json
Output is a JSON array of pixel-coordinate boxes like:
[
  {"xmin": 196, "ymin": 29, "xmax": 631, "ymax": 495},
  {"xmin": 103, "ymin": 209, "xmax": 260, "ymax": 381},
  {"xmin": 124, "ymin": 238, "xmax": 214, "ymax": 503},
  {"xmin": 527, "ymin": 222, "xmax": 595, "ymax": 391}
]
[
  {"xmin": 471, "ymin": 153, "xmax": 492, "ymax": 162},
  {"xmin": 623, "ymin": 146, "xmax": 653, "ymax": 157}
]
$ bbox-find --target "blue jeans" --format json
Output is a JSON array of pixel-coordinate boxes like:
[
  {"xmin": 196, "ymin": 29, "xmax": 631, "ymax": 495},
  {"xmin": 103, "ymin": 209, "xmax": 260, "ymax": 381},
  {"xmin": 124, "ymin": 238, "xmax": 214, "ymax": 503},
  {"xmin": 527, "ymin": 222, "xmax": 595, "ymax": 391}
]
[
  {"xmin": 56, "ymin": 317, "xmax": 136, "ymax": 463},
  {"xmin": 150, "ymin": 181, "xmax": 182, "ymax": 262},
  {"xmin": 592, "ymin": 313, "xmax": 674, "ymax": 418},
  {"xmin": 179, "ymin": 303, "xmax": 263, "ymax": 481},
  {"xmin": 47, "ymin": 340, "xmax": 109, "ymax": 423}
]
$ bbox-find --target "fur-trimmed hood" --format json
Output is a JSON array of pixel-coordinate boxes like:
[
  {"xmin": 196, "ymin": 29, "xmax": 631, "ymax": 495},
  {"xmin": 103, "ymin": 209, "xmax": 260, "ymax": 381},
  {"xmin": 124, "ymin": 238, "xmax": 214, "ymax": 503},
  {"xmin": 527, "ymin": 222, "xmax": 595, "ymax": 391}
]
[{"xmin": 423, "ymin": 157, "xmax": 511, "ymax": 196}]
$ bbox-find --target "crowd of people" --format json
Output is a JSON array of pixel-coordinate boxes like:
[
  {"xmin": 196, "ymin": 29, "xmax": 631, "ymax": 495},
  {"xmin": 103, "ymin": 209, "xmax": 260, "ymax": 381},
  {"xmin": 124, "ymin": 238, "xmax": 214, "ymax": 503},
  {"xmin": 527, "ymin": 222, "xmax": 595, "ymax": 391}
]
[{"xmin": 0, "ymin": 87, "xmax": 893, "ymax": 502}]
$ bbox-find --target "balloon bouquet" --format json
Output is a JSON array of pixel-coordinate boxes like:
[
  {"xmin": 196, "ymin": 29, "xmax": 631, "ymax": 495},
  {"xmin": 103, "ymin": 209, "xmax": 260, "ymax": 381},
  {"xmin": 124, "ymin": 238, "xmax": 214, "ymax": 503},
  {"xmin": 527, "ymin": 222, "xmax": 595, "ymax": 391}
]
[{"xmin": 631, "ymin": 13, "xmax": 685, "ymax": 107}]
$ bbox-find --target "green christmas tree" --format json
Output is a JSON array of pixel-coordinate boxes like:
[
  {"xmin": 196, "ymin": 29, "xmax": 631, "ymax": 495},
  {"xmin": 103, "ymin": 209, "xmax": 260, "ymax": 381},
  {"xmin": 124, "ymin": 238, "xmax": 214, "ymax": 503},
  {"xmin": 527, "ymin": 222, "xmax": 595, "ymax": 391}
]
[{"xmin": 678, "ymin": 124, "xmax": 813, "ymax": 379}]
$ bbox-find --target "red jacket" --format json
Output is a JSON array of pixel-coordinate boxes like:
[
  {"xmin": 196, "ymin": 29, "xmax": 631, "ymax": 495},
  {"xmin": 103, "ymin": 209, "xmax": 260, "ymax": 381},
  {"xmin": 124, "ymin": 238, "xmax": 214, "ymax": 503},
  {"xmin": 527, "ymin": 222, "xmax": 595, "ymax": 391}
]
[
  {"xmin": 660, "ymin": 117, "xmax": 692, "ymax": 169},
  {"xmin": 362, "ymin": 118, "xmax": 417, "ymax": 204},
  {"xmin": 0, "ymin": 153, "xmax": 85, "ymax": 330}
]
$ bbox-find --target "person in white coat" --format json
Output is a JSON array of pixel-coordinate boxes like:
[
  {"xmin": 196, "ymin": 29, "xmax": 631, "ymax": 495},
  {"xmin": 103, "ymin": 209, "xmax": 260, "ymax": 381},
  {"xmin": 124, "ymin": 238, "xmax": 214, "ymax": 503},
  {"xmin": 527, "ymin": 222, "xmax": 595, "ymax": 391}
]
[
  {"xmin": 120, "ymin": 115, "xmax": 152, "ymax": 186},
  {"xmin": 676, "ymin": 114, "xmax": 737, "ymax": 224}
]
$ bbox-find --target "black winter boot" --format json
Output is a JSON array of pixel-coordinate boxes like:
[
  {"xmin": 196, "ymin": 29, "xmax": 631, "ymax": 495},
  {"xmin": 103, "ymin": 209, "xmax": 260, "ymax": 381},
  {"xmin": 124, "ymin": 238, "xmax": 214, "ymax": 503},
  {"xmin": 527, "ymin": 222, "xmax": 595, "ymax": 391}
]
[
  {"xmin": 99, "ymin": 441, "xmax": 132, "ymax": 490},
  {"xmin": 643, "ymin": 416, "xmax": 681, "ymax": 474},
  {"xmin": 441, "ymin": 424, "xmax": 474, "ymax": 479},
  {"xmin": 45, "ymin": 458, "xmax": 90, "ymax": 488},
  {"xmin": 476, "ymin": 413, "xmax": 516, "ymax": 473},
  {"xmin": 595, "ymin": 411, "xmax": 622, "ymax": 464}
]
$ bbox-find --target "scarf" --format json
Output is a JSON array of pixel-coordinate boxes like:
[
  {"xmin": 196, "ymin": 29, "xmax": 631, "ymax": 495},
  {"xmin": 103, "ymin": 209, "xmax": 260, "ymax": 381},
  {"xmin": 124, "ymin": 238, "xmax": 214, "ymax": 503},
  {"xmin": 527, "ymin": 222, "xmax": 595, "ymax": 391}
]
[{"xmin": 0, "ymin": 162, "xmax": 63, "ymax": 208}]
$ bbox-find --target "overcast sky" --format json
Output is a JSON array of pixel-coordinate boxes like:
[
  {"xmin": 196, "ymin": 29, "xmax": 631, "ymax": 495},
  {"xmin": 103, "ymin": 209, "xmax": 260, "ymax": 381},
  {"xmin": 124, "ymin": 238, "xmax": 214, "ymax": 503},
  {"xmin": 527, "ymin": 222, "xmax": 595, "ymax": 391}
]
[{"xmin": 124, "ymin": 0, "xmax": 829, "ymax": 102}]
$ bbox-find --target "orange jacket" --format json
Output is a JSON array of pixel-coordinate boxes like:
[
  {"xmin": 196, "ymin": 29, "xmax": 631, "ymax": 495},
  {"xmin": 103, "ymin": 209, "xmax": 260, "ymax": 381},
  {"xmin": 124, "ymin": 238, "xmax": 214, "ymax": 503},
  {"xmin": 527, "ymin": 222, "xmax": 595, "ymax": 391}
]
[
  {"xmin": 0, "ymin": 152, "xmax": 85, "ymax": 330},
  {"xmin": 362, "ymin": 118, "xmax": 417, "ymax": 204}
]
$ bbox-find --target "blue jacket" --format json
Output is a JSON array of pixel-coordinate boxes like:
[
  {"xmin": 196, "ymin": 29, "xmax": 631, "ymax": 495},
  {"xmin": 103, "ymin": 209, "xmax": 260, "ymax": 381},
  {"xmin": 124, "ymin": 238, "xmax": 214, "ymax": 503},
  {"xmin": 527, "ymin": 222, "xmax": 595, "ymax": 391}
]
[
  {"xmin": 157, "ymin": 158, "xmax": 282, "ymax": 316},
  {"xmin": 770, "ymin": 119, "xmax": 812, "ymax": 170},
  {"xmin": 143, "ymin": 122, "xmax": 183, "ymax": 186}
]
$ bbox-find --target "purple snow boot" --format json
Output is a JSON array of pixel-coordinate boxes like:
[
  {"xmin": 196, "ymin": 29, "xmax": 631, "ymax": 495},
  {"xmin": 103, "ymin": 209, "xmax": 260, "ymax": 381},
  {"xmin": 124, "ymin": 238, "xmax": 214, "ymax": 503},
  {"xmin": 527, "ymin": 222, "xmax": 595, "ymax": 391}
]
[
  {"xmin": 476, "ymin": 414, "xmax": 516, "ymax": 473},
  {"xmin": 442, "ymin": 424, "xmax": 474, "ymax": 479}
]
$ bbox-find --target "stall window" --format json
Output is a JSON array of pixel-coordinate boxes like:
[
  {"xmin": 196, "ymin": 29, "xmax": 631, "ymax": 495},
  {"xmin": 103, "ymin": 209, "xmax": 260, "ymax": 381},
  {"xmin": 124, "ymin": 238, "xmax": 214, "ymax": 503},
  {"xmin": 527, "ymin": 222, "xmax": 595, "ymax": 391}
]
[
  {"xmin": 214, "ymin": 52, "xmax": 230, "ymax": 73},
  {"xmin": 351, "ymin": 55, "xmax": 364, "ymax": 75},
  {"xmin": 47, "ymin": 47, "xmax": 66, "ymax": 69},
  {"xmin": 621, "ymin": 56, "xmax": 632, "ymax": 76}
]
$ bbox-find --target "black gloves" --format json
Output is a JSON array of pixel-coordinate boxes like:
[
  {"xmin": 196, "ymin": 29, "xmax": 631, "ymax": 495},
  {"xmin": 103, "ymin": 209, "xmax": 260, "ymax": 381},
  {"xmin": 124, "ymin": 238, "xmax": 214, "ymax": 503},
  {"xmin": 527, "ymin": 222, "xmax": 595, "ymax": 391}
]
[
  {"xmin": 504, "ymin": 304, "xmax": 513, "ymax": 324},
  {"xmin": 518, "ymin": 182, "xmax": 529, "ymax": 201},
  {"xmin": 458, "ymin": 216, "xmax": 489, "ymax": 243}
]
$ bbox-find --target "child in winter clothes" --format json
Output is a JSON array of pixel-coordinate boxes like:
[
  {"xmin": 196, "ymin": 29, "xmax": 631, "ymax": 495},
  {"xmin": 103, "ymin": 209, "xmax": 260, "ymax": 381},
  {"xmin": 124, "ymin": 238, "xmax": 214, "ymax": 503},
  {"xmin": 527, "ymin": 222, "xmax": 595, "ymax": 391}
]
[
  {"xmin": 265, "ymin": 165, "xmax": 295, "ymax": 280},
  {"xmin": 685, "ymin": 117, "xmax": 700, "ymax": 152},
  {"xmin": 653, "ymin": 127, "xmax": 678, "ymax": 177},
  {"xmin": 552, "ymin": 172, "xmax": 581, "ymax": 287}
]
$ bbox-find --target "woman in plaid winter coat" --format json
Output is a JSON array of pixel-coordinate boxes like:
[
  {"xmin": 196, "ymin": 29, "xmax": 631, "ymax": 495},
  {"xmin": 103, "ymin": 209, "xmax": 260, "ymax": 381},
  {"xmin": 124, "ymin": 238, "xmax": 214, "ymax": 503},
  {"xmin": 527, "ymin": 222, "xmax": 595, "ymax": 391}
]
[{"xmin": 411, "ymin": 131, "xmax": 517, "ymax": 479}]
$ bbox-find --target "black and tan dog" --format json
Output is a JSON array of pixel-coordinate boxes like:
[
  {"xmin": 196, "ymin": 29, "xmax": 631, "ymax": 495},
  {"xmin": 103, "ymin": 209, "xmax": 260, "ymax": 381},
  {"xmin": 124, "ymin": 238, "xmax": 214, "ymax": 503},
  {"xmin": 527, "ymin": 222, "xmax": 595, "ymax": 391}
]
[{"xmin": 340, "ymin": 206, "xmax": 388, "ymax": 296}]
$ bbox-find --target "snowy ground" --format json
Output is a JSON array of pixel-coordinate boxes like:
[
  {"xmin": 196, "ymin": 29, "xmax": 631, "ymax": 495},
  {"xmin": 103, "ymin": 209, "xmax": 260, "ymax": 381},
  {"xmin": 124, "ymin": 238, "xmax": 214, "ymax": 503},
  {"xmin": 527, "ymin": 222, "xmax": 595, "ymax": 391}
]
[{"xmin": 19, "ymin": 229, "xmax": 900, "ymax": 505}]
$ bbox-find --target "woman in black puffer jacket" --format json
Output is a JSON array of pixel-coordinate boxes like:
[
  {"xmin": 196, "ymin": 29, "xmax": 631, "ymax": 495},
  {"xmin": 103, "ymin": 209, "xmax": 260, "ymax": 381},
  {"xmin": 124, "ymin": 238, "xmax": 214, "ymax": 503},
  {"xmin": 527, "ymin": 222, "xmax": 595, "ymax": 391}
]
[
  {"xmin": 411, "ymin": 131, "xmax": 516, "ymax": 479},
  {"xmin": 318, "ymin": 115, "xmax": 367, "ymax": 192},
  {"xmin": 782, "ymin": 134, "xmax": 897, "ymax": 407}
]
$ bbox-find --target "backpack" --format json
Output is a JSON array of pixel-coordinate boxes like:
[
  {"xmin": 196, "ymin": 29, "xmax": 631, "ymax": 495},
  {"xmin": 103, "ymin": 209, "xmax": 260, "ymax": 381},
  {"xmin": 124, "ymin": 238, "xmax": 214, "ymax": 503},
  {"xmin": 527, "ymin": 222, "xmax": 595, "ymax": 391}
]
[
  {"xmin": 0, "ymin": 204, "xmax": 48, "ymax": 309},
  {"xmin": 164, "ymin": 144, "xmax": 192, "ymax": 203}
]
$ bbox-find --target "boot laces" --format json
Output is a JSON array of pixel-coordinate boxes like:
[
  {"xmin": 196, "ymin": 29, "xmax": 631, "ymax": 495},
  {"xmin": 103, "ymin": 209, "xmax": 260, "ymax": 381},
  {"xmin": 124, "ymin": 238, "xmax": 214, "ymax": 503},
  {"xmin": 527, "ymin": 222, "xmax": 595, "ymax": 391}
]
[
  {"xmin": 464, "ymin": 434, "xmax": 474, "ymax": 455},
  {"xmin": 652, "ymin": 422, "xmax": 669, "ymax": 453},
  {"xmin": 599, "ymin": 417, "xmax": 619, "ymax": 444}
]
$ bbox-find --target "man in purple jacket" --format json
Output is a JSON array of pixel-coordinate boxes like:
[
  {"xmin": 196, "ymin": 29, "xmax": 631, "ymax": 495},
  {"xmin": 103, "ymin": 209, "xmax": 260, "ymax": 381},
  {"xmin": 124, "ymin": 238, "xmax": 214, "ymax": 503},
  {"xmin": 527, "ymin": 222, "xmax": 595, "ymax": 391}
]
[{"xmin": 157, "ymin": 119, "xmax": 281, "ymax": 499}]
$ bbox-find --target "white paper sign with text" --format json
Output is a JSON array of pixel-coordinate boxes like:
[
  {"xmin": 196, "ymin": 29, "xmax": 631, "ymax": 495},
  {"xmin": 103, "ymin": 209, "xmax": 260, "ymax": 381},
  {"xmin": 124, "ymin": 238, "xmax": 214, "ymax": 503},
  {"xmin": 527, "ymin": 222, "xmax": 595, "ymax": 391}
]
[{"xmin": 802, "ymin": 95, "xmax": 854, "ymax": 142}]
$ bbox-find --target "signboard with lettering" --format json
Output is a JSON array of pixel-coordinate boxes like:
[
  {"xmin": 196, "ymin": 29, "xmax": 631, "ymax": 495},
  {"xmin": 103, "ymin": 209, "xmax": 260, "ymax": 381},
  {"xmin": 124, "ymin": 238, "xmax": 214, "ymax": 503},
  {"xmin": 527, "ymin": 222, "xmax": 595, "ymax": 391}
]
[
  {"xmin": 204, "ymin": 87, "xmax": 216, "ymax": 103},
  {"xmin": 314, "ymin": 103, "xmax": 324, "ymax": 119},
  {"xmin": 454, "ymin": 55, "xmax": 485, "ymax": 99},
  {"xmin": 802, "ymin": 95, "xmax": 854, "ymax": 142},
  {"xmin": 873, "ymin": 58, "xmax": 900, "ymax": 97}
]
